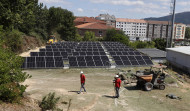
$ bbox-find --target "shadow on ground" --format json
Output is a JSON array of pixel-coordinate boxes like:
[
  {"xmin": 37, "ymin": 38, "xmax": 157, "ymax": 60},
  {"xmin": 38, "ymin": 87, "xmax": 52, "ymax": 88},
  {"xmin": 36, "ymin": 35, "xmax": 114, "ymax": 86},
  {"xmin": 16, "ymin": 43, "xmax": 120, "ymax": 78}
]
[{"xmin": 102, "ymin": 95, "xmax": 116, "ymax": 99}]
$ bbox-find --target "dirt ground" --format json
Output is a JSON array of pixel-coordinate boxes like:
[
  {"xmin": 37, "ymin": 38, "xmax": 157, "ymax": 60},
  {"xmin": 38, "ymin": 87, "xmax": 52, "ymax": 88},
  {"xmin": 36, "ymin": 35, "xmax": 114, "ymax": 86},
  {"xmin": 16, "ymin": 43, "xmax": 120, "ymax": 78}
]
[{"xmin": 22, "ymin": 68, "xmax": 190, "ymax": 111}]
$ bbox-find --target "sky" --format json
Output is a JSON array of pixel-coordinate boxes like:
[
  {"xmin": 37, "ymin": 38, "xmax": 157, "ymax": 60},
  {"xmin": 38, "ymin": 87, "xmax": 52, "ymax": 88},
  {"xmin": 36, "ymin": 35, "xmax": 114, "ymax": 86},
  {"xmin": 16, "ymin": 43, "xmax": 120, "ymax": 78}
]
[{"xmin": 38, "ymin": 0, "xmax": 190, "ymax": 19}]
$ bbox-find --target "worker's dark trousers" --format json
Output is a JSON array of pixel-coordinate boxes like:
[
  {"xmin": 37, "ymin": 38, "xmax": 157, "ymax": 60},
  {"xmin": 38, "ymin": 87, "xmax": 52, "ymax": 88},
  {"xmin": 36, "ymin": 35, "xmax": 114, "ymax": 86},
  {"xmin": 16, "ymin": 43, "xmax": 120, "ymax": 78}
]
[
  {"xmin": 115, "ymin": 87, "xmax": 120, "ymax": 98},
  {"xmin": 79, "ymin": 83, "xmax": 86, "ymax": 93}
]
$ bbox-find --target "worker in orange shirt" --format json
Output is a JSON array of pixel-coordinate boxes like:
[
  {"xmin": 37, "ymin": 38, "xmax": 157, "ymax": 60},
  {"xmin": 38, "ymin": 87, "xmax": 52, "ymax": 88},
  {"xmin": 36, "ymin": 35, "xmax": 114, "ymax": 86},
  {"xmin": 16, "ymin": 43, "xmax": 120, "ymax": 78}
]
[
  {"xmin": 78, "ymin": 71, "xmax": 86, "ymax": 94},
  {"xmin": 114, "ymin": 75, "xmax": 122, "ymax": 98}
]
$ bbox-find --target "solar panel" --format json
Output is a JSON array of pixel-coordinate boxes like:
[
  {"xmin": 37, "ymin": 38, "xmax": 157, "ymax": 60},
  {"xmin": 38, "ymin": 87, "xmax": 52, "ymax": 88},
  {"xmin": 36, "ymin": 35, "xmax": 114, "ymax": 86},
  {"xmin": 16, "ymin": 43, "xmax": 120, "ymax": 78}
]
[
  {"xmin": 130, "ymin": 60, "xmax": 139, "ymax": 65},
  {"xmin": 120, "ymin": 56, "xmax": 128, "ymax": 61},
  {"xmin": 99, "ymin": 52, "xmax": 106, "ymax": 55},
  {"xmin": 93, "ymin": 52, "xmax": 100, "ymax": 55},
  {"xmin": 100, "ymin": 56, "xmax": 109, "ymax": 61},
  {"xmin": 142, "ymin": 56, "xmax": 150, "ymax": 60},
  {"xmin": 36, "ymin": 62, "xmax": 45, "ymax": 68},
  {"xmin": 77, "ymin": 56, "xmax": 85, "ymax": 61},
  {"xmin": 69, "ymin": 61, "xmax": 78, "ymax": 67},
  {"xmin": 134, "ymin": 51, "xmax": 141, "ymax": 55},
  {"xmin": 93, "ymin": 56, "xmax": 101, "ymax": 61},
  {"xmin": 79, "ymin": 52, "xmax": 86, "ymax": 56},
  {"xmin": 36, "ymin": 57, "xmax": 45, "ymax": 62},
  {"xmin": 30, "ymin": 52, "xmax": 39, "ymax": 56},
  {"xmin": 102, "ymin": 61, "xmax": 110, "ymax": 66},
  {"xmin": 53, "ymin": 49, "xmax": 59, "ymax": 51},
  {"xmin": 46, "ymin": 52, "xmax": 53, "ymax": 56},
  {"xmin": 94, "ymin": 61, "xmax": 103, "ymax": 66},
  {"xmin": 135, "ymin": 56, "xmax": 143, "ymax": 60},
  {"xmin": 53, "ymin": 52, "xmax": 61, "ymax": 56},
  {"xmin": 46, "ymin": 49, "xmax": 52, "ymax": 51},
  {"xmin": 123, "ymin": 61, "xmax": 131, "ymax": 65},
  {"xmin": 27, "ymin": 62, "xmax": 36, "ymax": 68},
  {"xmin": 73, "ymin": 52, "xmax": 79, "ymax": 56},
  {"xmin": 115, "ymin": 61, "xmax": 124, "ymax": 65},
  {"xmin": 116, "ymin": 52, "xmax": 122, "ymax": 55},
  {"xmin": 138, "ymin": 60, "xmax": 146, "ymax": 65},
  {"xmin": 78, "ymin": 61, "xmax": 86, "ymax": 67},
  {"xmin": 40, "ymin": 48, "xmax": 46, "ymax": 52},
  {"xmin": 45, "ymin": 57, "xmax": 54, "ymax": 61},
  {"xmin": 128, "ymin": 52, "xmax": 135, "ymax": 55},
  {"xmin": 112, "ymin": 56, "xmax": 121, "ymax": 61},
  {"xmin": 68, "ymin": 57, "xmax": 77, "ymax": 61},
  {"xmin": 86, "ymin": 61, "xmax": 95, "ymax": 66},
  {"xmin": 46, "ymin": 46, "xmax": 51, "ymax": 49},
  {"xmin": 55, "ymin": 61, "xmax": 64, "ymax": 67},
  {"xmin": 61, "ymin": 52, "xmax": 68, "ymax": 56},
  {"xmin": 59, "ymin": 49, "xmax": 65, "ymax": 51},
  {"xmin": 39, "ymin": 52, "xmax": 46, "ymax": 56},
  {"xmin": 122, "ymin": 52, "xmax": 129, "ymax": 55},
  {"xmin": 85, "ymin": 56, "xmax": 93, "ymax": 61},
  {"xmin": 144, "ymin": 59, "xmax": 153, "ymax": 65},
  {"xmin": 27, "ymin": 57, "xmax": 35, "ymax": 62},
  {"xmin": 54, "ymin": 57, "xmax": 63, "ymax": 62},
  {"xmin": 128, "ymin": 56, "xmax": 136, "ymax": 61}
]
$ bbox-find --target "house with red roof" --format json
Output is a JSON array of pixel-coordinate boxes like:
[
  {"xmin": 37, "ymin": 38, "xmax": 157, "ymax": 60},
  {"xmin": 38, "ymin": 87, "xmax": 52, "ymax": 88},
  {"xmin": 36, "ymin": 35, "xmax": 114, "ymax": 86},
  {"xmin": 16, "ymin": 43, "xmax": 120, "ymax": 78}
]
[{"xmin": 74, "ymin": 17, "xmax": 118, "ymax": 37}]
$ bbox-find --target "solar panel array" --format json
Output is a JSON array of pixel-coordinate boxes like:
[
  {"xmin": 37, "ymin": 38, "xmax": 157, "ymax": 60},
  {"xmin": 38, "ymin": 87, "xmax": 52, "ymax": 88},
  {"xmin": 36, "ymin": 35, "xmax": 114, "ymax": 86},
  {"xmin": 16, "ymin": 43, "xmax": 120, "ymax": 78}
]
[
  {"xmin": 22, "ymin": 42, "xmax": 111, "ymax": 69},
  {"xmin": 68, "ymin": 42, "xmax": 110, "ymax": 67},
  {"xmin": 102, "ymin": 42, "xmax": 153, "ymax": 66},
  {"xmin": 22, "ymin": 41, "xmax": 153, "ymax": 69}
]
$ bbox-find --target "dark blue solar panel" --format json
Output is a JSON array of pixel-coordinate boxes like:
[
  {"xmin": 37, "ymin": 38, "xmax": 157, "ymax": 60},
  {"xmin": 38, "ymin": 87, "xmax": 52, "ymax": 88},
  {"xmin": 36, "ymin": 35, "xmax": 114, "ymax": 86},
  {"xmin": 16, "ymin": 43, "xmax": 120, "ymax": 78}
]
[
  {"xmin": 94, "ymin": 61, "xmax": 103, "ymax": 66},
  {"xmin": 78, "ymin": 61, "xmax": 86, "ymax": 67},
  {"xmin": 115, "ymin": 61, "xmax": 124, "ymax": 65},
  {"xmin": 46, "ymin": 61, "xmax": 55, "ymax": 68},
  {"xmin": 68, "ymin": 57, "xmax": 77, "ymax": 61},
  {"xmin": 45, "ymin": 57, "xmax": 54, "ymax": 61},
  {"xmin": 69, "ymin": 61, "xmax": 78, "ymax": 67}
]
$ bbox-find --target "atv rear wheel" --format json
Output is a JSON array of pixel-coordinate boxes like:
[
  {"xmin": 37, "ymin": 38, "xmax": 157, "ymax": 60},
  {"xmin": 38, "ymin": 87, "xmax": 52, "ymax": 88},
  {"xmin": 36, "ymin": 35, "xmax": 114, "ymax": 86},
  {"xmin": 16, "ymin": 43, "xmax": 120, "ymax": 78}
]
[
  {"xmin": 159, "ymin": 84, "xmax": 165, "ymax": 90},
  {"xmin": 144, "ymin": 82, "xmax": 153, "ymax": 91}
]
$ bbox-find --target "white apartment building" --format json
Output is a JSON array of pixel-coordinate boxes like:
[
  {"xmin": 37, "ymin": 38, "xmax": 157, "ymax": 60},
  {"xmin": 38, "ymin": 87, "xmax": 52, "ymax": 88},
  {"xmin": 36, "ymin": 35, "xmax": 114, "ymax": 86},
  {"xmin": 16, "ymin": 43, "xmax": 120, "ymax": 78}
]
[
  {"xmin": 116, "ymin": 18, "xmax": 148, "ymax": 41},
  {"xmin": 173, "ymin": 23, "xmax": 186, "ymax": 40}
]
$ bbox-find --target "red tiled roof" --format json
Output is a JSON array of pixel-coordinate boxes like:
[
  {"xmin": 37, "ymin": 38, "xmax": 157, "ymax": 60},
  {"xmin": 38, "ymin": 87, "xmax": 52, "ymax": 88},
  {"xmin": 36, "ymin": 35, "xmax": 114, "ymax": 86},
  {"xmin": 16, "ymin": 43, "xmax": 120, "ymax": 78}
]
[
  {"xmin": 116, "ymin": 18, "xmax": 147, "ymax": 23},
  {"xmin": 74, "ymin": 17, "xmax": 106, "ymax": 24},
  {"xmin": 76, "ymin": 22, "xmax": 116, "ymax": 30},
  {"xmin": 147, "ymin": 20, "xmax": 170, "ymax": 25}
]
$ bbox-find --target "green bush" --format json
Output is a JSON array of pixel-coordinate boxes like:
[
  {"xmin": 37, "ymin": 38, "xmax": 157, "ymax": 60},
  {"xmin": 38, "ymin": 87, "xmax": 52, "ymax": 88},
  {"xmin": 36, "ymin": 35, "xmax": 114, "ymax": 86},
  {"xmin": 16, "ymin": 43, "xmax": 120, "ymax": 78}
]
[
  {"xmin": 104, "ymin": 29, "xmax": 129, "ymax": 45},
  {"xmin": 3, "ymin": 30, "xmax": 23, "ymax": 52},
  {"xmin": 0, "ymin": 48, "xmax": 31, "ymax": 103},
  {"xmin": 39, "ymin": 92, "xmax": 60, "ymax": 111},
  {"xmin": 129, "ymin": 41, "xmax": 155, "ymax": 49},
  {"xmin": 153, "ymin": 38, "xmax": 166, "ymax": 51},
  {"xmin": 83, "ymin": 31, "xmax": 96, "ymax": 41}
]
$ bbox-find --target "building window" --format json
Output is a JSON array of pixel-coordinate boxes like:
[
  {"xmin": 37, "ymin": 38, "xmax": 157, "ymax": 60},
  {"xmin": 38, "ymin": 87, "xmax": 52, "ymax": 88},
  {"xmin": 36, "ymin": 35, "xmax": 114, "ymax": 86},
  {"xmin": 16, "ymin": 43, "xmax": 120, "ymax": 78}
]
[{"xmin": 99, "ymin": 31, "xmax": 103, "ymax": 34}]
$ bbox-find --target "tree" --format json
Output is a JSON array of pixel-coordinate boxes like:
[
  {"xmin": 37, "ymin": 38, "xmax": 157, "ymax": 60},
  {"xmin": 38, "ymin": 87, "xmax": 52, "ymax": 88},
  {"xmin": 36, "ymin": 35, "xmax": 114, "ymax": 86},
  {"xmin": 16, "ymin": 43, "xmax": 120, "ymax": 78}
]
[
  {"xmin": 48, "ymin": 7, "xmax": 76, "ymax": 41},
  {"xmin": 83, "ymin": 31, "xmax": 96, "ymax": 41},
  {"xmin": 153, "ymin": 38, "xmax": 166, "ymax": 51},
  {"xmin": 104, "ymin": 29, "xmax": 129, "ymax": 45},
  {"xmin": 0, "ymin": 48, "xmax": 31, "ymax": 103},
  {"xmin": 185, "ymin": 27, "xmax": 190, "ymax": 40}
]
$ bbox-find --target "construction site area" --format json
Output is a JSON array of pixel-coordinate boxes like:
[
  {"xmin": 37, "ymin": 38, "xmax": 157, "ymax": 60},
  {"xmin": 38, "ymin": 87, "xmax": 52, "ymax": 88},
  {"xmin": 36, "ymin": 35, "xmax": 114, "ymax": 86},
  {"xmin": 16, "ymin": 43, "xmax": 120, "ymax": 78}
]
[{"xmin": 21, "ymin": 67, "xmax": 190, "ymax": 111}]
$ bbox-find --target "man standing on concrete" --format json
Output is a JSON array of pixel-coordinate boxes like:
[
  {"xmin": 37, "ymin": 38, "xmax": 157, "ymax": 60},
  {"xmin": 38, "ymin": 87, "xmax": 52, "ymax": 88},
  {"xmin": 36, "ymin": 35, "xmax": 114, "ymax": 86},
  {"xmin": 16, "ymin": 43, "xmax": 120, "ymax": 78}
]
[
  {"xmin": 114, "ymin": 75, "xmax": 121, "ymax": 98},
  {"xmin": 78, "ymin": 71, "xmax": 86, "ymax": 94}
]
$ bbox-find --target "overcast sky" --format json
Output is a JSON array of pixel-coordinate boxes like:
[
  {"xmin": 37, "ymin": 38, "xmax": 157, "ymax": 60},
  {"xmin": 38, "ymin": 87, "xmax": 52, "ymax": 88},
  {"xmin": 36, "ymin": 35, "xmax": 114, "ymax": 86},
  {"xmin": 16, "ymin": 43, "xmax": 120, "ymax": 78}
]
[{"xmin": 39, "ymin": 0, "xmax": 190, "ymax": 19}]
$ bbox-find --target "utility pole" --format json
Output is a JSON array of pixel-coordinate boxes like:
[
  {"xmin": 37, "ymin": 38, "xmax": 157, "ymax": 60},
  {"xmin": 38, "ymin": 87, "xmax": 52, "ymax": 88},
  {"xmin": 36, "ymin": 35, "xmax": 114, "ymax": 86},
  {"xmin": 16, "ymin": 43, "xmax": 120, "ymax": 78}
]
[{"xmin": 169, "ymin": 0, "xmax": 176, "ymax": 48}]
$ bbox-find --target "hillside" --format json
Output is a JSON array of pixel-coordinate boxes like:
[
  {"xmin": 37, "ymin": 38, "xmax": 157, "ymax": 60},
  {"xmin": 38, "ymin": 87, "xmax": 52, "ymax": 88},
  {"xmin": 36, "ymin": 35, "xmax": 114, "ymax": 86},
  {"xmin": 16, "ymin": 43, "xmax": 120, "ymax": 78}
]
[{"xmin": 144, "ymin": 11, "xmax": 190, "ymax": 24}]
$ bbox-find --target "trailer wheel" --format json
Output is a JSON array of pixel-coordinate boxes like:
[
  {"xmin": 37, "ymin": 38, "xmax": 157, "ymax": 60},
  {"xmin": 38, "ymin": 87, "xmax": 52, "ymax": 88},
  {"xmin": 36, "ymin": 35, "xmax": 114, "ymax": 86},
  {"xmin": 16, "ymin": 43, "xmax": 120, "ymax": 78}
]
[
  {"xmin": 144, "ymin": 82, "xmax": 153, "ymax": 91},
  {"xmin": 159, "ymin": 84, "xmax": 165, "ymax": 90}
]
